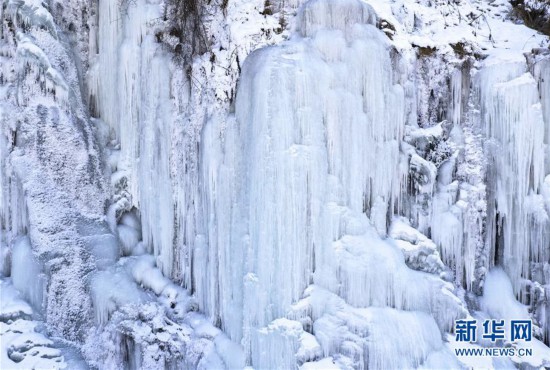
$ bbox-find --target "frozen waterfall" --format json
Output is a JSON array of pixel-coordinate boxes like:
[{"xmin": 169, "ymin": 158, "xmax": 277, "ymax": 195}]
[{"xmin": 1, "ymin": 0, "xmax": 550, "ymax": 368}]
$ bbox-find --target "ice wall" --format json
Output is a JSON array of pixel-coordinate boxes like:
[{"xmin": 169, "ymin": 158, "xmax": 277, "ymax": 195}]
[
  {"xmin": 204, "ymin": 0, "xmax": 396, "ymax": 340},
  {"xmin": 90, "ymin": 0, "xmax": 176, "ymax": 277},
  {"xmin": 2, "ymin": 0, "xmax": 550, "ymax": 368},
  {"xmin": 476, "ymin": 54, "xmax": 548, "ymax": 300},
  {"xmin": 430, "ymin": 65, "xmax": 486, "ymax": 293},
  {"xmin": 81, "ymin": 0, "xmax": 550, "ymax": 366},
  {"xmin": 199, "ymin": 0, "xmax": 467, "ymax": 367}
]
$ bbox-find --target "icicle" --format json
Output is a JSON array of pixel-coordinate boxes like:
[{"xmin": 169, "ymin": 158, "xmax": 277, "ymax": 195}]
[
  {"xmin": 250, "ymin": 319, "xmax": 303, "ymax": 369},
  {"xmin": 477, "ymin": 56, "xmax": 547, "ymax": 298},
  {"xmin": 0, "ymin": 145, "xmax": 28, "ymax": 245},
  {"xmin": 449, "ymin": 68, "xmax": 463, "ymax": 127},
  {"xmin": 198, "ymin": 2, "xmax": 468, "ymax": 364},
  {"xmin": 11, "ymin": 236, "xmax": 44, "ymax": 311},
  {"xmin": 93, "ymin": 0, "xmax": 175, "ymax": 276},
  {"xmin": 95, "ymin": 0, "xmax": 121, "ymax": 139},
  {"xmin": 90, "ymin": 268, "xmax": 146, "ymax": 326},
  {"xmin": 299, "ymin": 0, "xmax": 377, "ymax": 38},
  {"xmin": 532, "ymin": 57, "xmax": 550, "ymax": 173},
  {"xmin": 229, "ymin": 7, "xmax": 405, "ymax": 344}
]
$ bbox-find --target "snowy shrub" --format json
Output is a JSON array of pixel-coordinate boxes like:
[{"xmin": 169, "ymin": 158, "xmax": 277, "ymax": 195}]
[
  {"xmin": 511, "ymin": 0, "xmax": 550, "ymax": 35},
  {"xmin": 164, "ymin": 0, "xmax": 208, "ymax": 59},
  {"xmin": 426, "ymin": 138, "xmax": 453, "ymax": 168}
]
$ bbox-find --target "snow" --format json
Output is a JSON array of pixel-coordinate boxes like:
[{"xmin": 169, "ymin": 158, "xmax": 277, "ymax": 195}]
[
  {"xmin": 389, "ymin": 217, "xmax": 446, "ymax": 275},
  {"xmin": 0, "ymin": 277, "xmax": 89, "ymax": 369},
  {"xmin": 479, "ymin": 268, "xmax": 550, "ymax": 367},
  {"xmin": 1, "ymin": 319, "xmax": 66, "ymax": 370},
  {"xmin": 301, "ymin": 357, "xmax": 340, "ymax": 369},
  {"xmin": 5, "ymin": 0, "xmax": 57, "ymax": 39},
  {"xmin": 481, "ymin": 268, "xmax": 530, "ymax": 326}
]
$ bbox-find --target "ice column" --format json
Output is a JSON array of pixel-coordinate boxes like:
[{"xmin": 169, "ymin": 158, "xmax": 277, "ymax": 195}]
[
  {"xmin": 477, "ymin": 56, "xmax": 547, "ymax": 298},
  {"xmin": 91, "ymin": 0, "xmax": 175, "ymax": 276}
]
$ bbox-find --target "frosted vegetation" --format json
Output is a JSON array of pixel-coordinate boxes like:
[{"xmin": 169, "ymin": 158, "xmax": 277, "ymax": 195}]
[{"xmin": 0, "ymin": 0, "xmax": 549, "ymax": 369}]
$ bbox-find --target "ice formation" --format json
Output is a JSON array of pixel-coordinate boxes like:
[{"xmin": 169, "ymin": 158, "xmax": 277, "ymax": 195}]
[{"xmin": 1, "ymin": 0, "xmax": 550, "ymax": 368}]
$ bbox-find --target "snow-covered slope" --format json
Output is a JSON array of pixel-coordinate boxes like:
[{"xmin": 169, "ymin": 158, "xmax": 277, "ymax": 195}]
[{"xmin": 1, "ymin": 0, "xmax": 550, "ymax": 368}]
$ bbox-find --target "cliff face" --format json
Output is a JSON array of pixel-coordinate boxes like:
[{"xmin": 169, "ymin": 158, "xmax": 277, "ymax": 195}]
[{"xmin": 0, "ymin": 0, "xmax": 549, "ymax": 369}]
